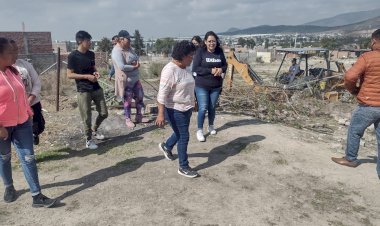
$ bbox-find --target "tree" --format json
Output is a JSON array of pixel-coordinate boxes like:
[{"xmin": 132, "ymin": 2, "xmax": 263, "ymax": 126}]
[
  {"xmin": 246, "ymin": 38, "xmax": 256, "ymax": 49},
  {"xmin": 154, "ymin": 38, "xmax": 176, "ymax": 56},
  {"xmin": 237, "ymin": 37, "xmax": 246, "ymax": 47},
  {"xmin": 97, "ymin": 37, "xmax": 113, "ymax": 53},
  {"xmin": 320, "ymin": 37, "xmax": 338, "ymax": 50},
  {"xmin": 132, "ymin": 30, "xmax": 145, "ymax": 55}
]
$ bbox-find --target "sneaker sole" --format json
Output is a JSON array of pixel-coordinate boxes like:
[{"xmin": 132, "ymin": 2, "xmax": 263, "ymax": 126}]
[
  {"xmin": 177, "ymin": 169, "xmax": 199, "ymax": 178},
  {"xmin": 32, "ymin": 199, "xmax": 57, "ymax": 208},
  {"xmin": 158, "ymin": 143, "xmax": 174, "ymax": 161}
]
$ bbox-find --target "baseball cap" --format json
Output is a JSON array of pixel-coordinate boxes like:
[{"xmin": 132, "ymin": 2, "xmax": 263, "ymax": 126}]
[{"xmin": 118, "ymin": 30, "xmax": 130, "ymax": 39}]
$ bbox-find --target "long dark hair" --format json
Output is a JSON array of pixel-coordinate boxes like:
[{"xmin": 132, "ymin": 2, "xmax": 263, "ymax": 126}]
[
  {"xmin": 202, "ymin": 31, "xmax": 222, "ymax": 51},
  {"xmin": 0, "ymin": 37, "xmax": 10, "ymax": 54}
]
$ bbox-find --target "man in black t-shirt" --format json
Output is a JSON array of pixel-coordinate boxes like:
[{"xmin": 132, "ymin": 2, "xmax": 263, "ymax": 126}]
[{"xmin": 67, "ymin": 30, "xmax": 108, "ymax": 149}]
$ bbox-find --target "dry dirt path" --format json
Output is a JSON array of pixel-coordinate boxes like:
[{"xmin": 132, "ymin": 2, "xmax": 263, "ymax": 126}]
[{"xmin": 0, "ymin": 112, "xmax": 379, "ymax": 226}]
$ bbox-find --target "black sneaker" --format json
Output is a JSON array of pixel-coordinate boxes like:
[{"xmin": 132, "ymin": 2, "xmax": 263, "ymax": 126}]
[
  {"xmin": 158, "ymin": 143, "xmax": 175, "ymax": 161},
  {"xmin": 4, "ymin": 185, "xmax": 16, "ymax": 203},
  {"xmin": 32, "ymin": 193, "xmax": 57, "ymax": 208},
  {"xmin": 178, "ymin": 167, "xmax": 199, "ymax": 178},
  {"xmin": 33, "ymin": 135, "xmax": 39, "ymax": 145}
]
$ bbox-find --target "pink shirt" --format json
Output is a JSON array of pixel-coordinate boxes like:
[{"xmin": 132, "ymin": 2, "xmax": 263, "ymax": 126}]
[
  {"xmin": 0, "ymin": 67, "xmax": 33, "ymax": 127},
  {"xmin": 157, "ymin": 62, "xmax": 195, "ymax": 112}
]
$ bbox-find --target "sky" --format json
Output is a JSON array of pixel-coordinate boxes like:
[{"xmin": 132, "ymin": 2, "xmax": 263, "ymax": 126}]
[{"xmin": 1, "ymin": 0, "xmax": 379, "ymax": 41}]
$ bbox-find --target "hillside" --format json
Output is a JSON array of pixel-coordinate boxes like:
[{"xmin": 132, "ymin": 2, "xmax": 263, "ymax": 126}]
[{"xmin": 304, "ymin": 8, "xmax": 380, "ymax": 27}]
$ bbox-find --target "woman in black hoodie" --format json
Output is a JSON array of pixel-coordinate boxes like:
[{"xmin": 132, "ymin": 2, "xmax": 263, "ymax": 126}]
[{"xmin": 192, "ymin": 31, "xmax": 227, "ymax": 142}]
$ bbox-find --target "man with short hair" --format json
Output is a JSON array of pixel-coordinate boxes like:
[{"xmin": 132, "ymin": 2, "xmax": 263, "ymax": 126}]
[
  {"xmin": 332, "ymin": 29, "xmax": 380, "ymax": 180},
  {"xmin": 67, "ymin": 30, "xmax": 108, "ymax": 149},
  {"xmin": 108, "ymin": 35, "xmax": 118, "ymax": 81}
]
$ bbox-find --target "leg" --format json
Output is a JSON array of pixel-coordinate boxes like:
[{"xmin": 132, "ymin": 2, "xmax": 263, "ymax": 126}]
[
  {"xmin": 374, "ymin": 118, "xmax": 380, "ymax": 176},
  {"xmin": 173, "ymin": 109, "xmax": 192, "ymax": 168},
  {"xmin": 123, "ymin": 86, "xmax": 134, "ymax": 120},
  {"xmin": 77, "ymin": 92, "xmax": 93, "ymax": 140},
  {"xmin": 195, "ymin": 86, "xmax": 209, "ymax": 130},
  {"xmin": 207, "ymin": 87, "xmax": 222, "ymax": 127},
  {"xmin": 0, "ymin": 127, "xmax": 13, "ymax": 189},
  {"xmin": 345, "ymin": 106, "xmax": 378, "ymax": 163},
  {"xmin": 12, "ymin": 120, "xmax": 41, "ymax": 195},
  {"xmin": 132, "ymin": 81, "xmax": 148, "ymax": 123},
  {"xmin": 92, "ymin": 88, "xmax": 108, "ymax": 132},
  {"xmin": 164, "ymin": 108, "xmax": 179, "ymax": 151}
]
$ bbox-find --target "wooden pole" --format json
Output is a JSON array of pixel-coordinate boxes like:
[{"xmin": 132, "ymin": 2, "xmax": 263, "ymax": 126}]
[{"xmin": 56, "ymin": 47, "xmax": 61, "ymax": 112}]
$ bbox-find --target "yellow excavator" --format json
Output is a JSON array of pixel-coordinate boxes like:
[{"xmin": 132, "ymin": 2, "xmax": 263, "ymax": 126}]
[{"xmin": 224, "ymin": 49, "xmax": 286, "ymax": 99}]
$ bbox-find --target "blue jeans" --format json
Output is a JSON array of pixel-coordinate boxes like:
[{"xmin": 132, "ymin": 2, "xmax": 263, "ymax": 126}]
[
  {"xmin": 345, "ymin": 105, "xmax": 380, "ymax": 175},
  {"xmin": 195, "ymin": 86, "xmax": 221, "ymax": 129},
  {"xmin": 163, "ymin": 107, "xmax": 192, "ymax": 168},
  {"xmin": 0, "ymin": 120, "xmax": 41, "ymax": 195}
]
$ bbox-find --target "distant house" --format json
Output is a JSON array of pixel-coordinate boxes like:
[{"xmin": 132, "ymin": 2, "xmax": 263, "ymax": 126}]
[
  {"xmin": 0, "ymin": 31, "xmax": 54, "ymax": 73},
  {"xmin": 0, "ymin": 31, "xmax": 53, "ymax": 54}
]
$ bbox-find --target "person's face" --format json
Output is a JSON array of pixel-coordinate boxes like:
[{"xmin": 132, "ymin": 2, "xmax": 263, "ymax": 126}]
[
  {"xmin": 182, "ymin": 51, "xmax": 194, "ymax": 67},
  {"xmin": 192, "ymin": 40, "xmax": 199, "ymax": 47},
  {"xmin": 119, "ymin": 37, "xmax": 130, "ymax": 49},
  {"xmin": 112, "ymin": 38, "xmax": 118, "ymax": 45},
  {"xmin": 205, "ymin": 35, "xmax": 217, "ymax": 52},
  {"xmin": 81, "ymin": 39, "xmax": 92, "ymax": 50},
  {"xmin": 371, "ymin": 38, "xmax": 377, "ymax": 50},
  {"xmin": 11, "ymin": 43, "xmax": 19, "ymax": 64},
  {"xmin": 292, "ymin": 60, "xmax": 296, "ymax": 65},
  {"xmin": 0, "ymin": 44, "xmax": 15, "ymax": 69}
]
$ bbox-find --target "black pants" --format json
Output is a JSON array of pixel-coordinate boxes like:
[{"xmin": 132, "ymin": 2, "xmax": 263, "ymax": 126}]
[{"xmin": 31, "ymin": 102, "xmax": 45, "ymax": 136}]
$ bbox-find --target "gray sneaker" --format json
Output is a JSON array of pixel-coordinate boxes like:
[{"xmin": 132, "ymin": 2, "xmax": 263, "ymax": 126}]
[
  {"xmin": 86, "ymin": 139, "xmax": 98, "ymax": 149},
  {"xmin": 159, "ymin": 143, "xmax": 175, "ymax": 161},
  {"xmin": 178, "ymin": 167, "xmax": 199, "ymax": 178},
  {"xmin": 4, "ymin": 185, "xmax": 16, "ymax": 203}
]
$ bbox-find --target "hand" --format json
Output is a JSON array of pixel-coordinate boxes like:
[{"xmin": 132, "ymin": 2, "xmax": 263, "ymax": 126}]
[
  {"xmin": 28, "ymin": 95, "xmax": 36, "ymax": 105},
  {"xmin": 87, "ymin": 74, "xmax": 98, "ymax": 82},
  {"xmin": 93, "ymin": 72, "xmax": 101, "ymax": 79},
  {"xmin": 214, "ymin": 68, "xmax": 223, "ymax": 76},
  {"xmin": 0, "ymin": 127, "xmax": 8, "ymax": 140},
  {"xmin": 211, "ymin": 67, "xmax": 217, "ymax": 75},
  {"xmin": 155, "ymin": 114, "xmax": 165, "ymax": 128},
  {"xmin": 134, "ymin": 61, "xmax": 140, "ymax": 69}
]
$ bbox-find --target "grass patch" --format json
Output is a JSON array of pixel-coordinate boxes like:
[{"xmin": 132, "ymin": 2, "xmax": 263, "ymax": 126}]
[
  {"xmin": 35, "ymin": 148, "xmax": 72, "ymax": 162},
  {"xmin": 273, "ymin": 157, "xmax": 288, "ymax": 165}
]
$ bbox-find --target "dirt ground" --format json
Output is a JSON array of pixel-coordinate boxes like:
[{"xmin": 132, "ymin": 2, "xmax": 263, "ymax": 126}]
[{"xmin": 1, "ymin": 60, "xmax": 380, "ymax": 225}]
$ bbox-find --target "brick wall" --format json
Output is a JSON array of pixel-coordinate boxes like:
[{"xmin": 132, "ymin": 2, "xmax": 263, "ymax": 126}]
[{"xmin": 0, "ymin": 31, "xmax": 53, "ymax": 54}]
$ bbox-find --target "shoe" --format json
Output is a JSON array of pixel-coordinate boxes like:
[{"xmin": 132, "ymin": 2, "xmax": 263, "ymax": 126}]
[
  {"xmin": 331, "ymin": 157, "xmax": 359, "ymax": 168},
  {"xmin": 158, "ymin": 143, "xmax": 175, "ymax": 161},
  {"xmin": 4, "ymin": 185, "xmax": 16, "ymax": 203},
  {"xmin": 125, "ymin": 118, "xmax": 135, "ymax": 128},
  {"xmin": 33, "ymin": 134, "xmax": 39, "ymax": 145},
  {"xmin": 135, "ymin": 115, "xmax": 149, "ymax": 123},
  {"xmin": 86, "ymin": 139, "xmax": 98, "ymax": 149},
  {"xmin": 92, "ymin": 131, "xmax": 105, "ymax": 140},
  {"xmin": 178, "ymin": 167, "xmax": 199, "ymax": 178},
  {"xmin": 208, "ymin": 125, "xmax": 217, "ymax": 135},
  {"xmin": 196, "ymin": 130, "xmax": 205, "ymax": 142},
  {"xmin": 32, "ymin": 193, "xmax": 57, "ymax": 208}
]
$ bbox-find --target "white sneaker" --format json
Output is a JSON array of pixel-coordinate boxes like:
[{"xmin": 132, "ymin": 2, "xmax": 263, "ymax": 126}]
[
  {"xmin": 92, "ymin": 131, "xmax": 105, "ymax": 140},
  {"xmin": 86, "ymin": 139, "xmax": 98, "ymax": 149},
  {"xmin": 208, "ymin": 125, "xmax": 217, "ymax": 135},
  {"xmin": 196, "ymin": 130, "xmax": 205, "ymax": 142}
]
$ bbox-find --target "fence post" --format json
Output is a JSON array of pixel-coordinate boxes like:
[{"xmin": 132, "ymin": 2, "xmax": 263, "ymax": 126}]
[{"xmin": 56, "ymin": 47, "xmax": 61, "ymax": 112}]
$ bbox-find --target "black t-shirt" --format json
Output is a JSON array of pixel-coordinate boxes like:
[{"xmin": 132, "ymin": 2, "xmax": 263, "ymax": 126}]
[
  {"xmin": 192, "ymin": 47, "xmax": 227, "ymax": 89},
  {"xmin": 67, "ymin": 50, "xmax": 100, "ymax": 92}
]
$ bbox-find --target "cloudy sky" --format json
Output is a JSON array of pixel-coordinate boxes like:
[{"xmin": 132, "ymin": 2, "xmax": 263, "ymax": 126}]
[{"xmin": 1, "ymin": 0, "xmax": 379, "ymax": 41}]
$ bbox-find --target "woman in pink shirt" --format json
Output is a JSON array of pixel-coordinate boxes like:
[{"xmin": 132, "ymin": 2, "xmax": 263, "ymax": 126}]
[
  {"xmin": 0, "ymin": 38, "xmax": 56, "ymax": 208},
  {"xmin": 155, "ymin": 41, "xmax": 198, "ymax": 178}
]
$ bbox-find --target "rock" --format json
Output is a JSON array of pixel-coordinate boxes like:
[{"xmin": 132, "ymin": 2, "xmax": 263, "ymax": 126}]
[
  {"xmin": 338, "ymin": 118, "xmax": 347, "ymax": 125},
  {"xmin": 344, "ymin": 121, "xmax": 350, "ymax": 126}
]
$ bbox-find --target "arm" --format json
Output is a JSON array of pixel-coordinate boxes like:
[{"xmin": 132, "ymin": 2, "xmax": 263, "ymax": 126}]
[
  {"xmin": 0, "ymin": 126, "xmax": 8, "ymax": 140},
  {"xmin": 192, "ymin": 49, "xmax": 212, "ymax": 76},
  {"xmin": 25, "ymin": 62, "xmax": 41, "ymax": 103},
  {"xmin": 112, "ymin": 50, "xmax": 138, "ymax": 72},
  {"xmin": 155, "ymin": 66, "xmax": 174, "ymax": 127},
  {"xmin": 344, "ymin": 55, "xmax": 366, "ymax": 94},
  {"xmin": 220, "ymin": 50, "xmax": 228, "ymax": 73}
]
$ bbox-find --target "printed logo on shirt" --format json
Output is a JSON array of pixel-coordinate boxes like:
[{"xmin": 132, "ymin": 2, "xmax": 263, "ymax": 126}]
[{"xmin": 206, "ymin": 58, "xmax": 221, "ymax": 63}]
